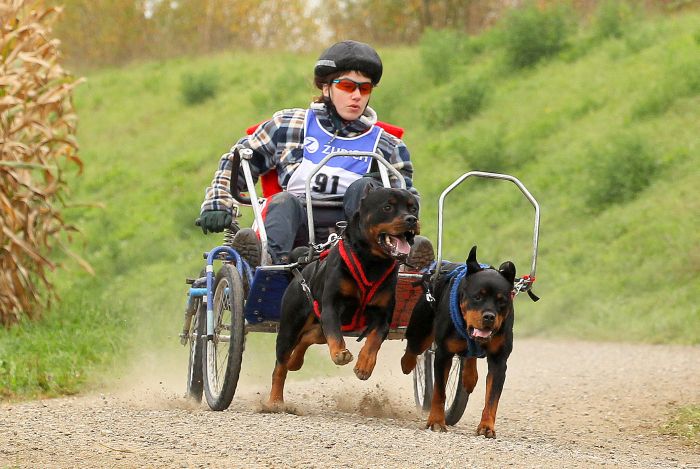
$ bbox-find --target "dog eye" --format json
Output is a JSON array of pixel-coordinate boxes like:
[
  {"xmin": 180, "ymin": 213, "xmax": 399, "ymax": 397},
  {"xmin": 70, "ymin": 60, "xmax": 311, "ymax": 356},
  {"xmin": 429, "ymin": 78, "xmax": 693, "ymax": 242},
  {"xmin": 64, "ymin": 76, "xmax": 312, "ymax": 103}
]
[
  {"xmin": 383, "ymin": 204, "xmax": 393, "ymax": 212},
  {"xmin": 472, "ymin": 294, "xmax": 482, "ymax": 302},
  {"xmin": 409, "ymin": 205, "xmax": 418, "ymax": 213}
]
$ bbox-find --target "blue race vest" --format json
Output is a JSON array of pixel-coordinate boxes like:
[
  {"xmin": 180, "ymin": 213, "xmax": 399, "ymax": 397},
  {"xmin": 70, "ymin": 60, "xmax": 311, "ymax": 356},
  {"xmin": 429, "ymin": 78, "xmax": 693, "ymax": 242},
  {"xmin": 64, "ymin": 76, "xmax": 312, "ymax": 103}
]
[{"xmin": 286, "ymin": 109, "xmax": 383, "ymax": 199}]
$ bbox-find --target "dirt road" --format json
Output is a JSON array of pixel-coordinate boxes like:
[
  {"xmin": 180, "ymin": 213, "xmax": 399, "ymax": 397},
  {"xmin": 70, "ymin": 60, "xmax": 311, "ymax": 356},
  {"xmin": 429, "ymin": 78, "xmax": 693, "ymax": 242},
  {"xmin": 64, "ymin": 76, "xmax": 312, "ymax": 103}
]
[{"xmin": 1, "ymin": 338, "xmax": 699, "ymax": 468}]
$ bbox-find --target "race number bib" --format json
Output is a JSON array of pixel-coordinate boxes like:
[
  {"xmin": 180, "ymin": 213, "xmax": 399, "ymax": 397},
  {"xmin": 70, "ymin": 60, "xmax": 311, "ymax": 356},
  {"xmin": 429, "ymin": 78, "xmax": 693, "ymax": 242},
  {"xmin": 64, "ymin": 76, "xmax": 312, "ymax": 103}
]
[{"xmin": 286, "ymin": 109, "xmax": 383, "ymax": 199}]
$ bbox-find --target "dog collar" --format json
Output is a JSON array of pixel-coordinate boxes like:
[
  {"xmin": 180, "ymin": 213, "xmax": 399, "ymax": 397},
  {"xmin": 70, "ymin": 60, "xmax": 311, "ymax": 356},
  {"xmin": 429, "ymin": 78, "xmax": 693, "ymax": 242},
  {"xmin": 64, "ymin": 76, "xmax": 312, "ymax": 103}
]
[{"xmin": 447, "ymin": 264, "xmax": 487, "ymax": 359}]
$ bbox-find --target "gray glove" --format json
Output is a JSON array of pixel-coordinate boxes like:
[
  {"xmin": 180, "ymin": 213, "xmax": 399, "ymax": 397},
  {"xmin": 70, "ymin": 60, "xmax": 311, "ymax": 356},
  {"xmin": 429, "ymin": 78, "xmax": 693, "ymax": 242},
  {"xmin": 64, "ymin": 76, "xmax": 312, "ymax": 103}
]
[{"xmin": 198, "ymin": 210, "xmax": 232, "ymax": 234}]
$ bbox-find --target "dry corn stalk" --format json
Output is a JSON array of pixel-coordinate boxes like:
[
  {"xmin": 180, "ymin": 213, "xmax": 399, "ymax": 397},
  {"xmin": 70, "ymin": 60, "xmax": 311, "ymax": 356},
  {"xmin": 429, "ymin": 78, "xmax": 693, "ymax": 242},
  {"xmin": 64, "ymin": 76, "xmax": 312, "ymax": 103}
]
[{"xmin": 1, "ymin": 0, "xmax": 87, "ymax": 326}]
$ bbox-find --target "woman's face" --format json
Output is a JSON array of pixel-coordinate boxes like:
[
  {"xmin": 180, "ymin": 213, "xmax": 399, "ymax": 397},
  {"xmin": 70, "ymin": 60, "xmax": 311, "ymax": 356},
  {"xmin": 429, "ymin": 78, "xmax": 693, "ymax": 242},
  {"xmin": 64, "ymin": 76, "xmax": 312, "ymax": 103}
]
[{"xmin": 322, "ymin": 71, "xmax": 373, "ymax": 122}]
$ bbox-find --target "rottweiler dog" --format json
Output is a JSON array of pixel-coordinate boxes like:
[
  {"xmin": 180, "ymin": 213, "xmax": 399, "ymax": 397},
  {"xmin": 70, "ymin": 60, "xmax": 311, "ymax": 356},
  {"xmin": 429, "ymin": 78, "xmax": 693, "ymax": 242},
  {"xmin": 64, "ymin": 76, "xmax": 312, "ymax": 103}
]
[
  {"xmin": 267, "ymin": 186, "xmax": 420, "ymax": 407},
  {"xmin": 401, "ymin": 246, "xmax": 516, "ymax": 438}
]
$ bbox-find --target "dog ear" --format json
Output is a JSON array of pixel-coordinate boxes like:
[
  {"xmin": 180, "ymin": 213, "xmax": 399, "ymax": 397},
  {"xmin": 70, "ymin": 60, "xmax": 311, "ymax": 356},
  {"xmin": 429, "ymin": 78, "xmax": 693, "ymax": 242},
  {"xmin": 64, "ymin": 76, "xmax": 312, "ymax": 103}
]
[
  {"xmin": 360, "ymin": 181, "xmax": 375, "ymax": 202},
  {"xmin": 498, "ymin": 261, "xmax": 516, "ymax": 285},
  {"xmin": 466, "ymin": 245, "xmax": 482, "ymax": 274}
]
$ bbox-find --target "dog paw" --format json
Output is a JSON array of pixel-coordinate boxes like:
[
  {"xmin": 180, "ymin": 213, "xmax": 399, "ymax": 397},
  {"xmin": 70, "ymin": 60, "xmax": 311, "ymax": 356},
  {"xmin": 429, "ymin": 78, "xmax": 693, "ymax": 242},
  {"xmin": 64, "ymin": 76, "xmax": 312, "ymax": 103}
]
[
  {"xmin": 353, "ymin": 365, "xmax": 373, "ymax": 380},
  {"xmin": 332, "ymin": 349, "xmax": 354, "ymax": 366},
  {"xmin": 400, "ymin": 353, "xmax": 416, "ymax": 374},
  {"xmin": 261, "ymin": 400, "xmax": 285, "ymax": 413},
  {"xmin": 426, "ymin": 421, "xmax": 448, "ymax": 432},
  {"xmin": 260, "ymin": 400, "xmax": 301, "ymax": 415},
  {"xmin": 476, "ymin": 425, "xmax": 496, "ymax": 439}
]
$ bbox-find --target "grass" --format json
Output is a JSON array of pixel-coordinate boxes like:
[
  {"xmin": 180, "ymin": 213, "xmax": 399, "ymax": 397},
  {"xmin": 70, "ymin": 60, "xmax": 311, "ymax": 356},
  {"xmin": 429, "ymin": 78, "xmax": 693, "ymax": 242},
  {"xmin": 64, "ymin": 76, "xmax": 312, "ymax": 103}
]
[
  {"xmin": 0, "ymin": 286, "xmax": 130, "ymax": 399},
  {"xmin": 662, "ymin": 405, "xmax": 700, "ymax": 446},
  {"xmin": 1, "ymin": 8, "xmax": 699, "ymax": 400}
]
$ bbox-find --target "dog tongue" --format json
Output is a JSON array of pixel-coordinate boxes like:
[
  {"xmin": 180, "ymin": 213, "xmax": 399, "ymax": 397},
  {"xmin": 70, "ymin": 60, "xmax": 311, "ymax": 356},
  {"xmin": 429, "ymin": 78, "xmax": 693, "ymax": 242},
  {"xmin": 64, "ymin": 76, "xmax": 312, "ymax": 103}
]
[
  {"xmin": 389, "ymin": 235, "xmax": 411, "ymax": 255},
  {"xmin": 472, "ymin": 328, "xmax": 491, "ymax": 338}
]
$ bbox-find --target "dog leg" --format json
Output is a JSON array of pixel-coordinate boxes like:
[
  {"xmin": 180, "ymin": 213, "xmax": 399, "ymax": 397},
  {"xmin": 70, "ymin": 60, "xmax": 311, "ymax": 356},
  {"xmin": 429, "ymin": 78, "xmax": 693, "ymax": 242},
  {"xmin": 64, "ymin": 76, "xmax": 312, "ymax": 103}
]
[
  {"xmin": 287, "ymin": 323, "xmax": 325, "ymax": 371},
  {"xmin": 324, "ymin": 336, "xmax": 353, "ymax": 365},
  {"xmin": 268, "ymin": 286, "xmax": 311, "ymax": 409},
  {"xmin": 400, "ymin": 333, "xmax": 434, "ymax": 374},
  {"xmin": 266, "ymin": 360, "xmax": 289, "ymax": 410},
  {"xmin": 354, "ymin": 326, "xmax": 387, "ymax": 380},
  {"xmin": 402, "ymin": 296, "xmax": 435, "ymax": 374},
  {"xmin": 476, "ymin": 355, "xmax": 507, "ymax": 438},
  {"xmin": 320, "ymin": 302, "xmax": 354, "ymax": 366},
  {"xmin": 462, "ymin": 357, "xmax": 478, "ymax": 393},
  {"xmin": 425, "ymin": 348, "xmax": 452, "ymax": 432}
]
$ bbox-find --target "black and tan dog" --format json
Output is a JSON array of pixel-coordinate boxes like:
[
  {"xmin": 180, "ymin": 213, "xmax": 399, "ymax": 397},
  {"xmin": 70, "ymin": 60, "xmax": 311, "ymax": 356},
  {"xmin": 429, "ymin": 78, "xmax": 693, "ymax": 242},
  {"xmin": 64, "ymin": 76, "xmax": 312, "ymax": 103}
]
[
  {"xmin": 401, "ymin": 246, "xmax": 516, "ymax": 438},
  {"xmin": 267, "ymin": 186, "xmax": 419, "ymax": 407}
]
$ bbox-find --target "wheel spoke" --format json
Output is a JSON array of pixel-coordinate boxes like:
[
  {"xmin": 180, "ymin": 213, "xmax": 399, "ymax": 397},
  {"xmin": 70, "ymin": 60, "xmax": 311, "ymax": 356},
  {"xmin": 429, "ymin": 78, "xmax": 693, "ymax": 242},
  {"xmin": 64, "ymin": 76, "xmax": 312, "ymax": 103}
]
[{"xmin": 444, "ymin": 356, "xmax": 460, "ymax": 410}]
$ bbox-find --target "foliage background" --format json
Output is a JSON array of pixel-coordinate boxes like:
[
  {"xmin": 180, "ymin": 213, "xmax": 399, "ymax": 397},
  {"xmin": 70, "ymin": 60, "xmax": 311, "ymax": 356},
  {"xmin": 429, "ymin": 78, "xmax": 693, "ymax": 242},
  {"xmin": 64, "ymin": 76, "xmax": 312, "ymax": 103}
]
[{"xmin": 1, "ymin": 1, "xmax": 698, "ymax": 417}]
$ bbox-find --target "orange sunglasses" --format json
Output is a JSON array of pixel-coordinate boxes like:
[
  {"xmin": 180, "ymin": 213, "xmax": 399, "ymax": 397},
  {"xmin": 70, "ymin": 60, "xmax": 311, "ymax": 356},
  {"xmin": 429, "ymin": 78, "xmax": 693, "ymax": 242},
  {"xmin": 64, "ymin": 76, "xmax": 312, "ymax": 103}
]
[{"xmin": 331, "ymin": 78, "xmax": 374, "ymax": 95}]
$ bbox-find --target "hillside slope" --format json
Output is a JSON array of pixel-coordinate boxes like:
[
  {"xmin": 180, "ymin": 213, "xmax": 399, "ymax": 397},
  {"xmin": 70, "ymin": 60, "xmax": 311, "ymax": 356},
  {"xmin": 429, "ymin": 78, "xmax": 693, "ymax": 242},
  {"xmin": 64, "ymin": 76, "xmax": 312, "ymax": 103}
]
[{"xmin": 1, "ymin": 8, "xmax": 698, "ymax": 399}]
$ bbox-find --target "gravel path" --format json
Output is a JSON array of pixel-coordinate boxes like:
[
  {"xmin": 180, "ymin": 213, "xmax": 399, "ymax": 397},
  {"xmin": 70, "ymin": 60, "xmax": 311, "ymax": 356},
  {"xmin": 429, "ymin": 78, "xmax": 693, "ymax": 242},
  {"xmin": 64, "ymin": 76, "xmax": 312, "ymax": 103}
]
[{"xmin": 1, "ymin": 338, "xmax": 699, "ymax": 468}]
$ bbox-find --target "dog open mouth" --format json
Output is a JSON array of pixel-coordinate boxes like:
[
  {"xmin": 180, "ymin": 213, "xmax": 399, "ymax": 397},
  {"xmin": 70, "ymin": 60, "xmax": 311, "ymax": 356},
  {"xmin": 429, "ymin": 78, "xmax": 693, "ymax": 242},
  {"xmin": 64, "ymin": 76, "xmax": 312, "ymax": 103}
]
[
  {"xmin": 468, "ymin": 326, "xmax": 494, "ymax": 342},
  {"xmin": 378, "ymin": 230, "xmax": 415, "ymax": 260}
]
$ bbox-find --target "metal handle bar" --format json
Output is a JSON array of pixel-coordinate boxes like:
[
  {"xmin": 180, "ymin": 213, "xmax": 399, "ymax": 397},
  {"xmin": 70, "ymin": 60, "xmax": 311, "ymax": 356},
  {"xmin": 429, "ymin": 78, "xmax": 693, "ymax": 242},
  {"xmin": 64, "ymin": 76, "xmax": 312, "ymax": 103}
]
[
  {"xmin": 433, "ymin": 171, "xmax": 540, "ymax": 282},
  {"xmin": 230, "ymin": 149, "xmax": 405, "ymax": 266},
  {"xmin": 304, "ymin": 151, "xmax": 405, "ymax": 246}
]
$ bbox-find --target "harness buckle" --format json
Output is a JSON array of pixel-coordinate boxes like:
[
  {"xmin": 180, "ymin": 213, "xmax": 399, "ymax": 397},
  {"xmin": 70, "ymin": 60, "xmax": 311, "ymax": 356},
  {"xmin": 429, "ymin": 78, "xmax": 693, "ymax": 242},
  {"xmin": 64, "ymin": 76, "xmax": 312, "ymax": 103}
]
[{"xmin": 313, "ymin": 232, "xmax": 340, "ymax": 253}]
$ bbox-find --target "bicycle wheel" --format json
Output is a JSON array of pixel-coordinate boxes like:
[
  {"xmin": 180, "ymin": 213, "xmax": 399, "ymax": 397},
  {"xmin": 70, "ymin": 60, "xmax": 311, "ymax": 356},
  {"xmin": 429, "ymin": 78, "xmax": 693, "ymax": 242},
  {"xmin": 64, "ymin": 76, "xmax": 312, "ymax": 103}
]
[
  {"xmin": 186, "ymin": 298, "xmax": 206, "ymax": 401},
  {"xmin": 426, "ymin": 348, "xmax": 470, "ymax": 425},
  {"xmin": 412, "ymin": 352, "xmax": 432, "ymax": 411},
  {"xmin": 443, "ymin": 354, "xmax": 470, "ymax": 425},
  {"xmin": 203, "ymin": 264, "xmax": 246, "ymax": 411}
]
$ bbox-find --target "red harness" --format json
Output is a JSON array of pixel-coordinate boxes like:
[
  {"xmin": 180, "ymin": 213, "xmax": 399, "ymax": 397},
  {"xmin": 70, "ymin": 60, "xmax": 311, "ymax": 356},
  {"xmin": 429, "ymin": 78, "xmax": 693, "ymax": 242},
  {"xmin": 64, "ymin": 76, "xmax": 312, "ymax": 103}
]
[{"xmin": 313, "ymin": 239, "xmax": 397, "ymax": 332}]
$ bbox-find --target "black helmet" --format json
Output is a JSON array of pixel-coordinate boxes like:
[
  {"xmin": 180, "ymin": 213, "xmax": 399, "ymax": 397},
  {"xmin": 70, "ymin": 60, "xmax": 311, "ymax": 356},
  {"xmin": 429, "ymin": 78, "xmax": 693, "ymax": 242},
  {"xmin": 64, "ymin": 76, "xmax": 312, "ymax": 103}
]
[{"xmin": 314, "ymin": 40, "xmax": 383, "ymax": 85}]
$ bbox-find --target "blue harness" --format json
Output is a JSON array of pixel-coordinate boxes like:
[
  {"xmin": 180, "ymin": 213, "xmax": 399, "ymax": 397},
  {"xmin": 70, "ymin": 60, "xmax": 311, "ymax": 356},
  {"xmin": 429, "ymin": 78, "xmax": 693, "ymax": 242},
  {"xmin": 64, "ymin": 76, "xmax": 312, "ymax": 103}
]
[{"xmin": 445, "ymin": 264, "xmax": 489, "ymax": 359}]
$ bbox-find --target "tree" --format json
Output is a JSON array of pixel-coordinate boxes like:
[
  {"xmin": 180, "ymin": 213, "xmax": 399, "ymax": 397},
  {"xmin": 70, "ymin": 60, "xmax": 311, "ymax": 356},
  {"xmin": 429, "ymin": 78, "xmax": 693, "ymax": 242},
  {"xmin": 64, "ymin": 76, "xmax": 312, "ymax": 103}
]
[{"xmin": 0, "ymin": 0, "xmax": 87, "ymax": 326}]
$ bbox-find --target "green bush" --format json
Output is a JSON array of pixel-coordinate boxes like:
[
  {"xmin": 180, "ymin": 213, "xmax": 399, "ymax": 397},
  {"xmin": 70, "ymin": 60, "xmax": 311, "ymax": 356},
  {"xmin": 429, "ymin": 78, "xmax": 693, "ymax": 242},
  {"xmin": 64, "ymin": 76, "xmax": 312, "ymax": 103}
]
[
  {"xmin": 250, "ymin": 65, "xmax": 309, "ymax": 112},
  {"xmin": 500, "ymin": 3, "xmax": 573, "ymax": 69},
  {"xmin": 427, "ymin": 78, "xmax": 488, "ymax": 128},
  {"xmin": 463, "ymin": 126, "xmax": 507, "ymax": 173},
  {"xmin": 180, "ymin": 70, "xmax": 219, "ymax": 105},
  {"xmin": 585, "ymin": 133, "xmax": 658, "ymax": 212},
  {"xmin": 631, "ymin": 55, "xmax": 700, "ymax": 120},
  {"xmin": 419, "ymin": 28, "xmax": 480, "ymax": 84},
  {"xmin": 594, "ymin": 0, "xmax": 627, "ymax": 39}
]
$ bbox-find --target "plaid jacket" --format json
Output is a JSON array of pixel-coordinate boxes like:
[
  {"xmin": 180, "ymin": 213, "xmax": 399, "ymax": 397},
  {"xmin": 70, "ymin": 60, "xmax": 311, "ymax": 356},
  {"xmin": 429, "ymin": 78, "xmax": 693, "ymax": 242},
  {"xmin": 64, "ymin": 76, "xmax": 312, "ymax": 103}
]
[{"xmin": 200, "ymin": 102, "xmax": 416, "ymax": 214}]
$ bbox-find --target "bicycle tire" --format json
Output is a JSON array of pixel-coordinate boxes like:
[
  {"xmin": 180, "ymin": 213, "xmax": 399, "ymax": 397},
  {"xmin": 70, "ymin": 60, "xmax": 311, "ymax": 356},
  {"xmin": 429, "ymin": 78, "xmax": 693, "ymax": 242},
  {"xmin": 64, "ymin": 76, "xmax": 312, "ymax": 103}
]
[
  {"xmin": 186, "ymin": 298, "xmax": 206, "ymax": 401},
  {"xmin": 412, "ymin": 352, "xmax": 432, "ymax": 411},
  {"xmin": 203, "ymin": 264, "xmax": 246, "ymax": 411},
  {"xmin": 443, "ymin": 354, "xmax": 469, "ymax": 425}
]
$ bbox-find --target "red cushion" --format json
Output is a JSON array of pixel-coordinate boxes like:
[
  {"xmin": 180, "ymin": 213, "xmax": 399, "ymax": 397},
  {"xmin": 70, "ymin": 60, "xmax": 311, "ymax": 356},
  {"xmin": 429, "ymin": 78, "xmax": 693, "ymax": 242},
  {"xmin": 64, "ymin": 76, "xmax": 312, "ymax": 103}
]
[{"xmin": 245, "ymin": 120, "xmax": 405, "ymax": 198}]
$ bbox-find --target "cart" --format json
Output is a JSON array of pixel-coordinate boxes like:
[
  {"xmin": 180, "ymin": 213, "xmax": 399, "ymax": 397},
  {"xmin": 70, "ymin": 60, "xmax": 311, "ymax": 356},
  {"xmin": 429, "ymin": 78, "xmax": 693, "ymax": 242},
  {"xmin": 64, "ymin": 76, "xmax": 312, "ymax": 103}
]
[{"xmin": 179, "ymin": 151, "xmax": 539, "ymax": 423}]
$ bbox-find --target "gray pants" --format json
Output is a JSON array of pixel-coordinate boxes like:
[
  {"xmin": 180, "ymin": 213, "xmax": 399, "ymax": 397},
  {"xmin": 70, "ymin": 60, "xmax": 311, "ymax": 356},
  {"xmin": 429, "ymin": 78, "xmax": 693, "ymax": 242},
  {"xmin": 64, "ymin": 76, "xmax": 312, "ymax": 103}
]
[{"xmin": 262, "ymin": 177, "xmax": 383, "ymax": 263}]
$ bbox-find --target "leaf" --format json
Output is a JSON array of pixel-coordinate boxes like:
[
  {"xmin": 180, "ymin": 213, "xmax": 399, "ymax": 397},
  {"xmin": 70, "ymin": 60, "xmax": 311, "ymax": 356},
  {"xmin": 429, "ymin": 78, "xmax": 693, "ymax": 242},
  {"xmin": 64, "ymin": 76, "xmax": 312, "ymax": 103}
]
[
  {"xmin": 1, "ymin": 225, "xmax": 55, "ymax": 269},
  {"xmin": 58, "ymin": 243, "xmax": 94, "ymax": 276}
]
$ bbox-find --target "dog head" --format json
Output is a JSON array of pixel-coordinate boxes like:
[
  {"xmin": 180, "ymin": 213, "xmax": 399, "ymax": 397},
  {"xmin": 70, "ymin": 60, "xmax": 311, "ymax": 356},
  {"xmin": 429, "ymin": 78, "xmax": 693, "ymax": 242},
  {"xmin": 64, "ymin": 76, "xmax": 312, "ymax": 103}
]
[
  {"xmin": 459, "ymin": 246, "xmax": 516, "ymax": 344},
  {"xmin": 349, "ymin": 186, "xmax": 420, "ymax": 262}
]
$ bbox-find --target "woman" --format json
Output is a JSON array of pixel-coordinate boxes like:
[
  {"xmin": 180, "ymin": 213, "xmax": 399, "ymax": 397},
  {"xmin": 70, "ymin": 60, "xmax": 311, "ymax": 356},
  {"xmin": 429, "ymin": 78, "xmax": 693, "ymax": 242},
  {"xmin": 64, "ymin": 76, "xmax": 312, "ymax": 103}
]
[{"xmin": 199, "ymin": 40, "xmax": 431, "ymax": 267}]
